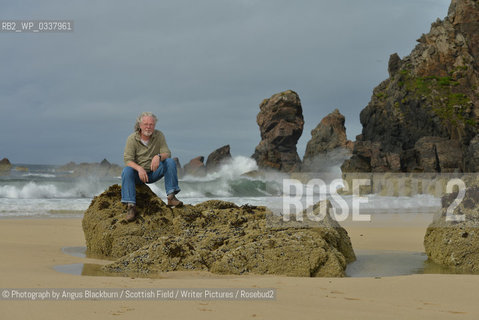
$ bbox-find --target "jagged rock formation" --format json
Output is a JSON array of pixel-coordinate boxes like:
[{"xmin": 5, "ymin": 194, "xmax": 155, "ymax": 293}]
[
  {"xmin": 57, "ymin": 159, "xmax": 122, "ymax": 177},
  {"xmin": 424, "ymin": 182, "xmax": 479, "ymax": 272},
  {"xmin": 0, "ymin": 158, "xmax": 12, "ymax": 175},
  {"xmin": 180, "ymin": 146, "xmax": 232, "ymax": 177},
  {"xmin": 183, "ymin": 156, "xmax": 206, "ymax": 176},
  {"xmin": 206, "ymin": 145, "xmax": 232, "ymax": 173},
  {"xmin": 303, "ymin": 109, "xmax": 353, "ymax": 171},
  {"xmin": 342, "ymin": 0, "xmax": 479, "ymax": 173},
  {"xmin": 252, "ymin": 90, "xmax": 304, "ymax": 172},
  {"xmin": 83, "ymin": 185, "xmax": 356, "ymax": 277}
]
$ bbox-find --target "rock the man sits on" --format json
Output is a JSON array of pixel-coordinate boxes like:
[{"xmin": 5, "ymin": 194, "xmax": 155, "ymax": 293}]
[{"xmin": 121, "ymin": 112, "xmax": 183, "ymax": 222}]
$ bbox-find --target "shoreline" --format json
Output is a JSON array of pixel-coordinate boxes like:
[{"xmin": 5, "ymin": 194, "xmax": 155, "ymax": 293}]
[{"xmin": 2, "ymin": 216, "xmax": 479, "ymax": 319}]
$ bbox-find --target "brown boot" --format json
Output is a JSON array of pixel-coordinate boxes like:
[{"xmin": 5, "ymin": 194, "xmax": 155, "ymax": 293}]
[
  {"xmin": 126, "ymin": 203, "xmax": 137, "ymax": 222},
  {"xmin": 167, "ymin": 194, "xmax": 183, "ymax": 207}
]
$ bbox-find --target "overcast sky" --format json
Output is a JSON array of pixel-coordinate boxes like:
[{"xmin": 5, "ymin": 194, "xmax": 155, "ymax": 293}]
[{"xmin": 0, "ymin": 0, "xmax": 451, "ymax": 165}]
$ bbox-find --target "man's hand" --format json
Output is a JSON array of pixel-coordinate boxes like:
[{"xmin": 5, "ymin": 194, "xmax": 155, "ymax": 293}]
[
  {"xmin": 151, "ymin": 153, "xmax": 170, "ymax": 172},
  {"xmin": 137, "ymin": 167, "xmax": 149, "ymax": 183},
  {"xmin": 126, "ymin": 161, "xmax": 150, "ymax": 183},
  {"xmin": 150, "ymin": 154, "xmax": 161, "ymax": 172}
]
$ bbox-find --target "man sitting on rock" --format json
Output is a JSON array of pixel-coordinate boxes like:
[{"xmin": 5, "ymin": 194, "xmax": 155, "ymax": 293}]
[{"xmin": 121, "ymin": 112, "xmax": 183, "ymax": 222}]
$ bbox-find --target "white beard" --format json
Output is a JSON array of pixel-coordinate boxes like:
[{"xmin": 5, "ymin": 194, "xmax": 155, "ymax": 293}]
[{"xmin": 142, "ymin": 129, "xmax": 153, "ymax": 137}]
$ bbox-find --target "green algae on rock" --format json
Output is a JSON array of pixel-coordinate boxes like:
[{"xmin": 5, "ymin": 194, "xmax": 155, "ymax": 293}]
[
  {"xmin": 424, "ymin": 183, "xmax": 479, "ymax": 273},
  {"xmin": 82, "ymin": 184, "xmax": 355, "ymax": 277},
  {"xmin": 342, "ymin": 0, "xmax": 479, "ymax": 174},
  {"xmin": 83, "ymin": 184, "xmax": 180, "ymax": 259}
]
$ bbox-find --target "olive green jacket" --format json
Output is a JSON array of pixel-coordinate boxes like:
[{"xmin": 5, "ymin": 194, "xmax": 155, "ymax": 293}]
[{"xmin": 123, "ymin": 130, "xmax": 171, "ymax": 171}]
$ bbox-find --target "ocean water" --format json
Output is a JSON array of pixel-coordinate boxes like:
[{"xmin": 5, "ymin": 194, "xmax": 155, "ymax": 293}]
[{"xmin": 0, "ymin": 156, "xmax": 441, "ymax": 219}]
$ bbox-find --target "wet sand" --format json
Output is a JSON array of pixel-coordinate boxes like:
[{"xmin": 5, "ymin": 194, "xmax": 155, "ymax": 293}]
[{"xmin": 1, "ymin": 216, "xmax": 479, "ymax": 319}]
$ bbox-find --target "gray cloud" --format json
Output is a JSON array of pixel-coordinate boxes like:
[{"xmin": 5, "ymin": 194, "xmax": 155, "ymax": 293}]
[{"xmin": 0, "ymin": 0, "xmax": 451, "ymax": 165}]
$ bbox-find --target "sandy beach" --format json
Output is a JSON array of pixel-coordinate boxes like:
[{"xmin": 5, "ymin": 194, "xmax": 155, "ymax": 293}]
[{"xmin": 1, "ymin": 215, "xmax": 479, "ymax": 320}]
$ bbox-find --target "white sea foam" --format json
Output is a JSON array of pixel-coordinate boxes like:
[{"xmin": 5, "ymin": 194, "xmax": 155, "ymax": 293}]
[
  {"xmin": 0, "ymin": 159, "xmax": 443, "ymax": 218},
  {"xmin": 181, "ymin": 156, "xmax": 258, "ymax": 182},
  {"xmin": 0, "ymin": 178, "xmax": 109, "ymax": 199},
  {"xmin": 0, "ymin": 183, "xmax": 64, "ymax": 199},
  {"xmin": 167, "ymin": 156, "xmax": 271, "ymax": 198}
]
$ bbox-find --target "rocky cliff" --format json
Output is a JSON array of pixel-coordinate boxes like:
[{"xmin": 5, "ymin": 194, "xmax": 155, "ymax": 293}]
[
  {"xmin": 342, "ymin": 0, "xmax": 479, "ymax": 173},
  {"xmin": 303, "ymin": 109, "xmax": 353, "ymax": 172},
  {"xmin": 252, "ymin": 90, "xmax": 304, "ymax": 172},
  {"xmin": 82, "ymin": 184, "xmax": 356, "ymax": 277}
]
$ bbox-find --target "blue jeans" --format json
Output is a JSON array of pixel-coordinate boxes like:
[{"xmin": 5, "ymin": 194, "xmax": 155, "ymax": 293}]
[{"xmin": 121, "ymin": 158, "xmax": 181, "ymax": 204}]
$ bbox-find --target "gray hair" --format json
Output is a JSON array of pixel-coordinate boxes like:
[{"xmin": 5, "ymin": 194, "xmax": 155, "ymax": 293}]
[{"xmin": 134, "ymin": 112, "xmax": 158, "ymax": 132}]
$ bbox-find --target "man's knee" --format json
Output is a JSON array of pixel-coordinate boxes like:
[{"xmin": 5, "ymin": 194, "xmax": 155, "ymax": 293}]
[
  {"xmin": 122, "ymin": 166, "xmax": 136, "ymax": 179},
  {"xmin": 165, "ymin": 158, "xmax": 176, "ymax": 168}
]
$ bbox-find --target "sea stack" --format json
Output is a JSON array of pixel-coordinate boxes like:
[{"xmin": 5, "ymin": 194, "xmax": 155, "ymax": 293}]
[
  {"xmin": 341, "ymin": 0, "xmax": 479, "ymax": 173},
  {"xmin": 183, "ymin": 156, "xmax": 206, "ymax": 176},
  {"xmin": 302, "ymin": 109, "xmax": 353, "ymax": 172},
  {"xmin": 205, "ymin": 145, "xmax": 232, "ymax": 173},
  {"xmin": 252, "ymin": 90, "xmax": 304, "ymax": 172}
]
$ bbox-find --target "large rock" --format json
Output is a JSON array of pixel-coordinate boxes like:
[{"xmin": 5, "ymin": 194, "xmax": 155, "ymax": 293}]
[
  {"xmin": 424, "ymin": 183, "xmax": 479, "ymax": 272},
  {"xmin": 303, "ymin": 109, "xmax": 353, "ymax": 171},
  {"xmin": 183, "ymin": 156, "xmax": 206, "ymax": 177},
  {"xmin": 205, "ymin": 145, "xmax": 232, "ymax": 173},
  {"xmin": 340, "ymin": 139, "xmax": 401, "ymax": 173},
  {"xmin": 0, "ymin": 158, "xmax": 12, "ymax": 175},
  {"xmin": 82, "ymin": 184, "xmax": 166, "ymax": 258},
  {"xmin": 83, "ymin": 185, "xmax": 355, "ymax": 277},
  {"xmin": 342, "ymin": 0, "xmax": 479, "ymax": 174},
  {"xmin": 252, "ymin": 90, "xmax": 304, "ymax": 172}
]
